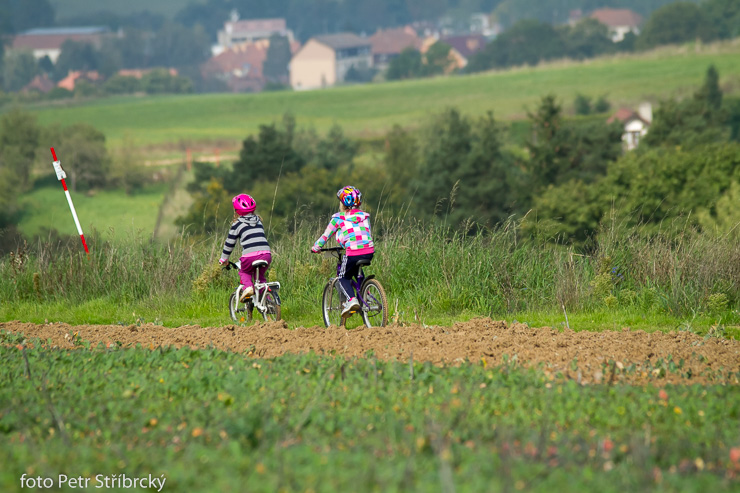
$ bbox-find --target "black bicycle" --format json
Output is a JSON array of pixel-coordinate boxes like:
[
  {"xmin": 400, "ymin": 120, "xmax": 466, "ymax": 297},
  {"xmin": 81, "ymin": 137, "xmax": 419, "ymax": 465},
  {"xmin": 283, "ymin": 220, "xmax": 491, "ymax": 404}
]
[
  {"xmin": 223, "ymin": 260, "xmax": 281, "ymax": 323},
  {"xmin": 317, "ymin": 247, "xmax": 388, "ymax": 328}
]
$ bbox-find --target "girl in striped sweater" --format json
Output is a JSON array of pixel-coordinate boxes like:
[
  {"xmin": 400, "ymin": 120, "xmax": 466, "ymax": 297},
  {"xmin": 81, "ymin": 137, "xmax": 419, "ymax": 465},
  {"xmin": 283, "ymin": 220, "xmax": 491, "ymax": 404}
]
[
  {"xmin": 219, "ymin": 194, "xmax": 272, "ymax": 303},
  {"xmin": 312, "ymin": 186, "xmax": 375, "ymax": 317}
]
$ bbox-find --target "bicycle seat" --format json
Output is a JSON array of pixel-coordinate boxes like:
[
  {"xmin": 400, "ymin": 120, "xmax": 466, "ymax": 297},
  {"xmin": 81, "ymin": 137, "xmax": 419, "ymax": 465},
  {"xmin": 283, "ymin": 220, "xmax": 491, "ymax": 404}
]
[
  {"xmin": 251, "ymin": 260, "xmax": 269, "ymax": 269},
  {"xmin": 355, "ymin": 259, "xmax": 372, "ymax": 267}
]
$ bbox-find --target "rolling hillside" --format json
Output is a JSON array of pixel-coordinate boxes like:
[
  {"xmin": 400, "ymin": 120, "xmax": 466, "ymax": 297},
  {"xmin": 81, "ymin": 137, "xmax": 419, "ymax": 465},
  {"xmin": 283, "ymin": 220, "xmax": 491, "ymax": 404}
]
[{"xmin": 25, "ymin": 41, "xmax": 740, "ymax": 149}]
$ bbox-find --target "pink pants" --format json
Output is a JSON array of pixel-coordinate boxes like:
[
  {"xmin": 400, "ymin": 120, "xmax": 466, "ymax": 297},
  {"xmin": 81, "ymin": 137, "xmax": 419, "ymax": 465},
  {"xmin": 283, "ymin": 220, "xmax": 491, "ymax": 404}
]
[{"xmin": 239, "ymin": 251, "xmax": 272, "ymax": 290}]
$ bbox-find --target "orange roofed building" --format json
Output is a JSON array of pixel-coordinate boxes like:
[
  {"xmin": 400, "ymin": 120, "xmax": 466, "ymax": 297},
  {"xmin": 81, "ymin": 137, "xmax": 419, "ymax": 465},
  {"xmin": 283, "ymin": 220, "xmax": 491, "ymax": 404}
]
[
  {"xmin": 202, "ymin": 38, "xmax": 301, "ymax": 92},
  {"xmin": 369, "ymin": 26, "xmax": 420, "ymax": 69},
  {"xmin": 57, "ymin": 71, "xmax": 101, "ymax": 91}
]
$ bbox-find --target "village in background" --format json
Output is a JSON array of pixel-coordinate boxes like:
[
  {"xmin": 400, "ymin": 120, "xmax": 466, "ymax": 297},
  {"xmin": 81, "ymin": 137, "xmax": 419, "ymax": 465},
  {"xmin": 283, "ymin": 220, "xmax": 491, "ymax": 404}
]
[{"xmin": 4, "ymin": 5, "xmax": 670, "ymax": 148}]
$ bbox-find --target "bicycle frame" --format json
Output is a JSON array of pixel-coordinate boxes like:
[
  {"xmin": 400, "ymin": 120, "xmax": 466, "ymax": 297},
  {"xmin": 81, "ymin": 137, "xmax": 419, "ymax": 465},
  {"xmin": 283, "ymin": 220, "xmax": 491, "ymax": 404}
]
[
  {"xmin": 229, "ymin": 260, "xmax": 281, "ymax": 313},
  {"xmin": 322, "ymin": 248, "xmax": 376, "ymax": 311}
]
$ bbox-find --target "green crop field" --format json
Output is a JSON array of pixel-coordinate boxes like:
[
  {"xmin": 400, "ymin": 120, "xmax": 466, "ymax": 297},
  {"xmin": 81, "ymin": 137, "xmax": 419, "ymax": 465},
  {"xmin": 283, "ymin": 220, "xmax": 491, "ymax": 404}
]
[
  {"xmin": 2, "ymin": 342, "xmax": 740, "ymax": 492},
  {"xmin": 49, "ymin": 0, "xmax": 204, "ymax": 19},
  {"xmin": 24, "ymin": 42, "xmax": 740, "ymax": 149}
]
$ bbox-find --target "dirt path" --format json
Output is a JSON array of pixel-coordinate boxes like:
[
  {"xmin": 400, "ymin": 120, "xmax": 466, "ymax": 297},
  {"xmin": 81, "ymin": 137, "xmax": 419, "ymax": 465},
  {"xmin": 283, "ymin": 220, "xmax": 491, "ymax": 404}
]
[{"xmin": 3, "ymin": 319, "xmax": 739, "ymax": 385}]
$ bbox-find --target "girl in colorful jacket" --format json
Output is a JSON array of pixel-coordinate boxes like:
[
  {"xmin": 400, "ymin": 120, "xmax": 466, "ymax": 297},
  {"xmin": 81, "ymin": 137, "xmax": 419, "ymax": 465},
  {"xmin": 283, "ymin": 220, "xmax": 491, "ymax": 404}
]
[{"xmin": 312, "ymin": 186, "xmax": 374, "ymax": 317}]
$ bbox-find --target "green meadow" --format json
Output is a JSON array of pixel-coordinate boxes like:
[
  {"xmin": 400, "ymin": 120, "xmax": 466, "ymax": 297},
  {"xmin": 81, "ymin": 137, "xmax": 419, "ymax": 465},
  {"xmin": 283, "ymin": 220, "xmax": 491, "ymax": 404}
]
[
  {"xmin": 17, "ymin": 182, "xmax": 169, "ymax": 242},
  {"xmin": 24, "ymin": 42, "xmax": 740, "ymax": 149}
]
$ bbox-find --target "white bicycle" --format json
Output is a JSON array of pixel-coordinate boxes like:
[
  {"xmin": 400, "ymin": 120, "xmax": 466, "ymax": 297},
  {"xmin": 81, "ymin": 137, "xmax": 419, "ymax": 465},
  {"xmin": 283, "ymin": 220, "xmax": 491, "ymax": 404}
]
[{"xmin": 224, "ymin": 260, "xmax": 281, "ymax": 322}]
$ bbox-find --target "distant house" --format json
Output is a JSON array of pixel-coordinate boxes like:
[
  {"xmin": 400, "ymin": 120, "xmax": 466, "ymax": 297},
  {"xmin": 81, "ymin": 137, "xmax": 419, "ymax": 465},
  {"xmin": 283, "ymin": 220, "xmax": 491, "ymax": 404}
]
[
  {"xmin": 442, "ymin": 35, "xmax": 487, "ymax": 69},
  {"xmin": 589, "ymin": 8, "xmax": 643, "ymax": 42},
  {"xmin": 369, "ymin": 26, "xmax": 420, "ymax": 69},
  {"xmin": 57, "ymin": 71, "xmax": 101, "ymax": 91},
  {"xmin": 289, "ymin": 33, "xmax": 372, "ymax": 90},
  {"xmin": 468, "ymin": 13, "xmax": 500, "ymax": 38},
  {"xmin": 420, "ymin": 34, "xmax": 487, "ymax": 72},
  {"xmin": 216, "ymin": 14, "xmax": 295, "ymax": 55},
  {"xmin": 202, "ymin": 38, "xmax": 301, "ymax": 92},
  {"xmin": 22, "ymin": 74, "xmax": 55, "ymax": 93},
  {"xmin": 608, "ymin": 103, "xmax": 653, "ymax": 151},
  {"xmin": 11, "ymin": 26, "xmax": 109, "ymax": 62}
]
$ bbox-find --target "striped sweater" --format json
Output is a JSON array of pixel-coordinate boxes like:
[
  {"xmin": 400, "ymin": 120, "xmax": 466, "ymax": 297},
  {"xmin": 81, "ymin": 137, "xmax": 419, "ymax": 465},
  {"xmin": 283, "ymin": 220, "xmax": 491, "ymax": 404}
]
[
  {"xmin": 313, "ymin": 209, "xmax": 374, "ymax": 256},
  {"xmin": 220, "ymin": 214, "xmax": 271, "ymax": 262}
]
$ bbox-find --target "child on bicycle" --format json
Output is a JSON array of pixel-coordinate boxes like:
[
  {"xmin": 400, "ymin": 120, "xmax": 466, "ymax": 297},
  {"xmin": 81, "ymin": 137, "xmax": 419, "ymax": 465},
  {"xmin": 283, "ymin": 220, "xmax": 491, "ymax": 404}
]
[
  {"xmin": 219, "ymin": 194, "xmax": 272, "ymax": 303},
  {"xmin": 311, "ymin": 186, "xmax": 374, "ymax": 317}
]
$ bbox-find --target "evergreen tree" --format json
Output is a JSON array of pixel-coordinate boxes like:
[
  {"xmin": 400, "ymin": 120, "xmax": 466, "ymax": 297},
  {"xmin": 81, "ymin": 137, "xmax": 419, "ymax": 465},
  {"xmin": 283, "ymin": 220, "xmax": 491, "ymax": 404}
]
[
  {"xmin": 263, "ymin": 34, "xmax": 292, "ymax": 84},
  {"xmin": 414, "ymin": 108, "xmax": 473, "ymax": 218},
  {"xmin": 386, "ymin": 48, "xmax": 423, "ymax": 80},
  {"xmin": 231, "ymin": 123, "xmax": 305, "ymax": 190},
  {"xmin": 696, "ymin": 65, "xmax": 722, "ymax": 112},
  {"xmin": 637, "ymin": 2, "xmax": 710, "ymax": 50},
  {"xmin": 413, "ymin": 109, "xmax": 521, "ymax": 225},
  {"xmin": 315, "ymin": 124, "xmax": 358, "ymax": 170},
  {"xmin": 644, "ymin": 66, "xmax": 727, "ymax": 148},
  {"xmin": 423, "ymin": 41, "xmax": 452, "ymax": 76},
  {"xmin": 383, "ymin": 124, "xmax": 419, "ymax": 213},
  {"xmin": 526, "ymin": 95, "xmax": 622, "ymax": 190},
  {"xmin": 525, "ymin": 95, "xmax": 571, "ymax": 189}
]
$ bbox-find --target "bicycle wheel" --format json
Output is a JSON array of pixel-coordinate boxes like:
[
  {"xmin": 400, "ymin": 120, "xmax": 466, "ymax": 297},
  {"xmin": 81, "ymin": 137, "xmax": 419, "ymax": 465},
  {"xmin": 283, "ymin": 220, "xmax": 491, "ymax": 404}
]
[
  {"xmin": 229, "ymin": 291, "xmax": 253, "ymax": 323},
  {"xmin": 261, "ymin": 290, "xmax": 281, "ymax": 322},
  {"xmin": 322, "ymin": 280, "xmax": 344, "ymax": 327},
  {"xmin": 360, "ymin": 279, "xmax": 388, "ymax": 328}
]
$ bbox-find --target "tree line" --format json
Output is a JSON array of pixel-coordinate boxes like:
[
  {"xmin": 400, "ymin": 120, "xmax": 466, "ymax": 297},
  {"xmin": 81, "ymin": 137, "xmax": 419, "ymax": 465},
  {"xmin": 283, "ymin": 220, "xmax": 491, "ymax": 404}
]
[{"xmin": 178, "ymin": 66, "xmax": 739, "ymax": 245}]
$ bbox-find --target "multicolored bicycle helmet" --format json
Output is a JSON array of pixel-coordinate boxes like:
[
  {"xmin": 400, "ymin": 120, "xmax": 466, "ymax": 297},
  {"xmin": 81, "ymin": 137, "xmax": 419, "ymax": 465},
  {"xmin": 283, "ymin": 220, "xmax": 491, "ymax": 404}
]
[
  {"xmin": 232, "ymin": 194, "xmax": 256, "ymax": 215},
  {"xmin": 337, "ymin": 186, "xmax": 362, "ymax": 208}
]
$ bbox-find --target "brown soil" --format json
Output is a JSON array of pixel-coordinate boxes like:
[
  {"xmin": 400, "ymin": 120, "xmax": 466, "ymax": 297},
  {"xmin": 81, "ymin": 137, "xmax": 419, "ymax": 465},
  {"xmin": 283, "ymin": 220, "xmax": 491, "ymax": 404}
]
[{"xmin": 3, "ymin": 318, "xmax": 739, "ymax": 385}]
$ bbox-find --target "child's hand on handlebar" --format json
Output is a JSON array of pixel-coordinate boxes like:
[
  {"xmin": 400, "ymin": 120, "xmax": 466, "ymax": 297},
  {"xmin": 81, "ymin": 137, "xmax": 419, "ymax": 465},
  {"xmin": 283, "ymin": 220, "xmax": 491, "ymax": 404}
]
[
  {"xmin": 219, "ymin": 258, "xmax": 227, "ymax": 265},
  {"xmin": 311, "ymin": 245, "xmax": 321, "ymax": 253}
]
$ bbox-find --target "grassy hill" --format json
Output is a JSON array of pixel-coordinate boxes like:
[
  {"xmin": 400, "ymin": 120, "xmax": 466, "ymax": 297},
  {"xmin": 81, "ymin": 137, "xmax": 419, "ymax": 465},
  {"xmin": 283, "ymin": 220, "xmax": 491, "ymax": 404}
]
[
  {"xmin": 49, "ymin": 0, "xmax": 204, "ymax": 20},
  {"xmin": 17, "ymin": 183, "xmax": 169, "ymax": 241},
  {"xmin": 25, "ymin": 41, "xmax": 740, "ymax": 150}
]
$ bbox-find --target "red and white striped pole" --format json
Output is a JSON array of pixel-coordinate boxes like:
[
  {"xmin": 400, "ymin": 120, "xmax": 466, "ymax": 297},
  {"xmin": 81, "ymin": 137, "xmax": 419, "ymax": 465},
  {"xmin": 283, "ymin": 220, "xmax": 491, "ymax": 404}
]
[{"xmin": 51, "ymin": 147, "xmax": 89, "ymax": 254}]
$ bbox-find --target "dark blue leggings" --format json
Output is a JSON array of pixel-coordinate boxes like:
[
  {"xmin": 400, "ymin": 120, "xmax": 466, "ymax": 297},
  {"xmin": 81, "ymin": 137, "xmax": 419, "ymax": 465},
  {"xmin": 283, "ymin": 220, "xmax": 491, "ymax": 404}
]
[{"xmin": 336, "ymin": 253, "xmax": 373, "ymax": 301}]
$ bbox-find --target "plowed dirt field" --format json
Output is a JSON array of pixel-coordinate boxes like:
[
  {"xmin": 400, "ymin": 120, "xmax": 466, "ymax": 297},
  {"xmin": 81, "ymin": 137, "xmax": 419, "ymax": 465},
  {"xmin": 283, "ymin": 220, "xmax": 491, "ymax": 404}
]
[
  {"xmin": 5, "ymin": 318, "xmax": 740, "ymax": 384},
  {"xmin": 3, "ymin": 319, "xmax": 739, "ymax": 385}
]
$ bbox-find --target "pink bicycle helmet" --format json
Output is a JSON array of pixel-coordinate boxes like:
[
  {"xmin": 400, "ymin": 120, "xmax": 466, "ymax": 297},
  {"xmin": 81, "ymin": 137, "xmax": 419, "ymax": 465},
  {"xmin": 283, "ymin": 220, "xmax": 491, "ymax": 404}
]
[{"xmin": 233, "ymin": 194, "xmax": 256, "ymax": 215}]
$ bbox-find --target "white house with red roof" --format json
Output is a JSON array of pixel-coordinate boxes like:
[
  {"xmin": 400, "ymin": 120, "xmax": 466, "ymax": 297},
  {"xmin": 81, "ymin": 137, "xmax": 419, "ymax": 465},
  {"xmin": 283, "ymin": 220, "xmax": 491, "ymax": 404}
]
[
  {"xmin": 608, "ymin": 103, "xmax": 653, "ymax": 151},
  {"xmin": 589, "ymin": 8, "xmax": 643, "ymax": 42}
]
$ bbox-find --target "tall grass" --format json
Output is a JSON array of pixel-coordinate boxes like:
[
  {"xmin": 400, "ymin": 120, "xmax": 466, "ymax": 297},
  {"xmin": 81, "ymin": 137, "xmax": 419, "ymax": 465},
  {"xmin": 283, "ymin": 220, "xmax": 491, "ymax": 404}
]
[{"xmin": 1, "ymin": 218, "xmax": 738, "ymax": 328}]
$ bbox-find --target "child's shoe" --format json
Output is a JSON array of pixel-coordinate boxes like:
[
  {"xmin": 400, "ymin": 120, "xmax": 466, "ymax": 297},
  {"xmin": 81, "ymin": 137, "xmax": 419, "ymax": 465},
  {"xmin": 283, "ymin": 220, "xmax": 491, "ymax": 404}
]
[
  {"xmin": 240, "ymin": 286, "xmax": 254, "ymax": 303},
  {"xmin": 341, "ymin": 297, "xmax": 360, "ymax": 317}
]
